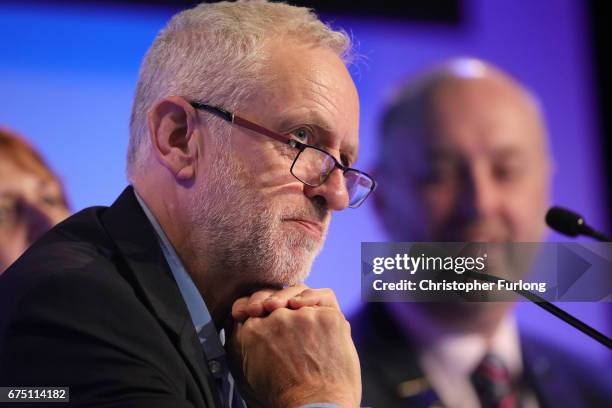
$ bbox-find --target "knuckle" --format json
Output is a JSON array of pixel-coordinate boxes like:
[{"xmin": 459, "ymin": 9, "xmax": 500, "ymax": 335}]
[
  {"xmin": 251, "ymin": 290, "xmax": 274, "ymax": 301},
  {"xmin": 299, "ymin": 288, "xmax": 315, "ymax": 297},
  {"xmin": 291, "ymin": 307, "xmax": 316, "ymax": 324},
  {"xmin": 320, "ymin": 287, "xmax": 336, "ymax": 298},
  {"xmin": 317, "ymin": 307, "xmax": 344, "ymax": 327},
  {"xmin": 269, "ymin": 306, "xmax": 291, "ymax": 320},
  {"xmin": 242, "ymin": 316, "xmax": 261, "ymax": 333},
  {"xmin": 247, "ymin": 298, "xmax": 265, "ymax": 309},
  {"xmin": 232, "ymin": 297, "xmax": 248, "ymax": 311}
]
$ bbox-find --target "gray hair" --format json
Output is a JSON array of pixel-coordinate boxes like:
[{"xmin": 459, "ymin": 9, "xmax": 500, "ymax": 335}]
[{"xmin": 127, "ymin": 0, "xmax": 352, "ymax": 182}]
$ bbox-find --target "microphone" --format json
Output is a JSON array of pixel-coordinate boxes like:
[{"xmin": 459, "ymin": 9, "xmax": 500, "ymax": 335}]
[
  {"xmin": 465, "ymin": 270, "xmax": 612, "ymax": 349},
  {"xmin": 545, "ymin": 206, "xmax": 611, "ymax": 242},
  {"xmin": 532, "ymin": 206, "xmax": 612, "ymax": 348}
]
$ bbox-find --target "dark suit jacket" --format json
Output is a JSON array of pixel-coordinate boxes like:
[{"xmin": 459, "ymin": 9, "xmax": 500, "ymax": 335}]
[
  {"xmin": 0, "ymin": 187, "xmax": 221, "ymax": 407},
  {"xmin": 351, "ymin": 303, "xmax": 611, "ymax": 408}
]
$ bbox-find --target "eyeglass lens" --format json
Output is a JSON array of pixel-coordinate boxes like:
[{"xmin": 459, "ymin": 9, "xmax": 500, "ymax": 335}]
[{"xmin": 291, "ymin": 147, "xmax": 373, "ymax": 208}]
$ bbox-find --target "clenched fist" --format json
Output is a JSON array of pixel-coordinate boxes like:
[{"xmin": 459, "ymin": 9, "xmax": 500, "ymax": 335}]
[{"xmin": 228, "ymin": 286, "xmax": 361, "ymax": 408}]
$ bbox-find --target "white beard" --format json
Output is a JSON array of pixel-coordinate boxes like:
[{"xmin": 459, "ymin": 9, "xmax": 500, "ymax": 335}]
[{"xmin": 186, "ymin": 144, "xmax": 324, "ymax": 288}]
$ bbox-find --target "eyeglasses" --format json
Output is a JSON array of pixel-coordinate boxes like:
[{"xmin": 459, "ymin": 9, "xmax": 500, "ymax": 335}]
[{"xmin": 191, "ymin": 102, "xmax": 377, "ymax": 208}]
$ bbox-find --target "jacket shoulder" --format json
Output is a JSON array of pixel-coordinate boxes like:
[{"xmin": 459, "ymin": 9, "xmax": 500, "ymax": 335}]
[
  {"xmin": 0, "ymin": 206, "xmax": 197, "ymax": 406},
  {"xmin": 521, "ymin": 329, "xmax": 612, "ymax": 407}
]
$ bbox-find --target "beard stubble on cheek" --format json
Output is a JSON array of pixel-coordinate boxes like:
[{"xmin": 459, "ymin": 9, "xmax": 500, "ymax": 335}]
[{"xmin": 188, "ymin": 148, "xmax": 324, "ymax": 288}]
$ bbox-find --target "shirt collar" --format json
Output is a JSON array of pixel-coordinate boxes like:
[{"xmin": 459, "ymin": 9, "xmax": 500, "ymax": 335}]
[
  {"xmin": 134, "ymin": 191, "xmax": 226, "ymax": 362},
  {"xmin": 387, "ymin": 303, "xmax": 523, "ymax": 408},
  {"xmin": 134, "ymin": 191, "xmax": 212, "ymax": 332}
]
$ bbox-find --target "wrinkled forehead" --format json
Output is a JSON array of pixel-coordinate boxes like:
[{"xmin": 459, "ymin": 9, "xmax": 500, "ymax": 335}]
[{"xmin": 257, "ymin": 42, "xmax": 360, "ymax": 154}]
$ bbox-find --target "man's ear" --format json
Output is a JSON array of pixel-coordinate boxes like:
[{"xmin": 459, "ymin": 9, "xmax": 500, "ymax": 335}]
[{"xmin": 147, "ymin": 96, "xmax": 200, "ymax": 182}]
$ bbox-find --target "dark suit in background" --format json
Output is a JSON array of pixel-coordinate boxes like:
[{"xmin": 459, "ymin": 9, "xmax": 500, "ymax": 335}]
[
  {"xmin": 0, "ymin": 187, "xmax": 220, "ymax": 407},
  {"xmin": 351, "ymin": 303, "xmax": 612, "ymax": 408},
  {"xmin": 362, "ymin": 58, "xmax": 610, "ymax": 408}
]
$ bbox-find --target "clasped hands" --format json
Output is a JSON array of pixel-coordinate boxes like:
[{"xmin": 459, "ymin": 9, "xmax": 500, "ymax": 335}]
[{"xmin": 227, "ymin": 284, "xmax": 361, "ymax": 408}]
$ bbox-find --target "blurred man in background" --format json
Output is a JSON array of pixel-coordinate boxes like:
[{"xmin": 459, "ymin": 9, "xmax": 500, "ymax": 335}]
[
  {"xmin": 352, "ymin": 58, "xmax": 610, "ymax": 407},
  {"xmin": 0, "ymin": 127, "xmax": 70, "ymax": 273}
]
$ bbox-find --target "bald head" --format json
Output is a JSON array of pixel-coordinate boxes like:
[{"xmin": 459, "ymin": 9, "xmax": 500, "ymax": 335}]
[
  {"xmin": 381, "ymin": 59, "xmax": 548, "ymax": 167},
  {"xmin": 375, "ymin": 58, "xmax": 552, "ymax": 243}
]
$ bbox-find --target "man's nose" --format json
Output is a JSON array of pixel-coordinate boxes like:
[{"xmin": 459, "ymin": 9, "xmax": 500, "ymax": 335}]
[
  {"xmin": 303, "ymin": 168, "xmax": 350, "ymax": 211},
  {"xmin": 458, "ymin": 170, "xmax": 498, "ymax": 220}
]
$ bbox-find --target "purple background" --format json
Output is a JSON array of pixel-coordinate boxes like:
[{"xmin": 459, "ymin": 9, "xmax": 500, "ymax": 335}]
[{"xmin": 0, "ymin": 0, "xmax": 609, "ymax": 360}]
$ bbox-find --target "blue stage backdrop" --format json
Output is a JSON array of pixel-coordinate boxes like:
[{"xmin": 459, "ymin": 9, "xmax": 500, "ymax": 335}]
[{"xmin": 1, "ymin": 0, "xmax": 609, "ymax": 360}]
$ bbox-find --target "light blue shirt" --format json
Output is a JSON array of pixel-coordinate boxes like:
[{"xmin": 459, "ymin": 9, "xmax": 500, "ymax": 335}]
[
  {"xmin": 135, "ymin": 192, "xmax": 226, "ymax": 361},
  {"xmin": 135, "ymin": 192, "xmax": 340, "ymax": 408}
]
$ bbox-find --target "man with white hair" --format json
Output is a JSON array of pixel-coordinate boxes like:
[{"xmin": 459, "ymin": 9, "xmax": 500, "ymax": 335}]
[
  {"xmin": 0, "ymin": 1, "xmax": 375, "ymax": 407},
  {"xmin": 352, "ymin": 58, "xmax": 611, "ymax": 408}
]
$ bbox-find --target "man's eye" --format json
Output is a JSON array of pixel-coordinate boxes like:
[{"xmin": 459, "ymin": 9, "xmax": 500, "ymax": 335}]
[
  {"xmin": 421, "ymin": 162, "xmax": 460, "ymax": 184},
  {"xmin": 493, "ymin": 164, "xmax": 523, "ymax": 182},
  {"xmin": 290, "ymin": 127, "xmax": 311, "ymax": 142}
]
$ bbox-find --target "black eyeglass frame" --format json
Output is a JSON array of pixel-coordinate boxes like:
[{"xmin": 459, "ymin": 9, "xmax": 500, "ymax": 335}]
[{"xmin": 190, "ymin": 101, "xmax": 377, "ymax": 208}]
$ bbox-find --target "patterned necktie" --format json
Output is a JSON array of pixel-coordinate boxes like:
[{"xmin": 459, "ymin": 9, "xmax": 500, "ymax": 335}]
[
  {"xmin": 211, "ymin": 355, "xmax": 246, "ymax": 408},
  {"xmin": 198, "ymin": 324, "xmax": 246, "ymax": 408},
  {"xmin": 471, "ymin": 353, "xmax": 517, "ymax": 408}
]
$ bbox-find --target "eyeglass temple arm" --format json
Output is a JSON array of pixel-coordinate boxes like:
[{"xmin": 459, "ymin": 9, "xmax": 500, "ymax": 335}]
[
  {"xmin": 233, "ymin": 116, "xmax": 292, "ymax": 145},
  {"xmin": 192, "ymin": 103, "xmax": 233, "ymax": 121},
  {"xmin": 191, "ymin": 102, "xmax": 291, "ymax": 145}
]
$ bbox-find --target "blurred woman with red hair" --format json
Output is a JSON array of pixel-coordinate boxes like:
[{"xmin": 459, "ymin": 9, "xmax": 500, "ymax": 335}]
[{"xmin": 0, "ymin": 127, "xmax": 70, "ymax": 273}]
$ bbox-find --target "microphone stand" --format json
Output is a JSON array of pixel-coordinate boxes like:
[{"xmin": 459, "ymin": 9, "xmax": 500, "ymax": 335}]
[
  {"xmin": 465, "ymin": 270, "xmax": 612, "ymax": 349},
  {"xmin": 583, "ymin": 228, "xmax": 612, "ymax": 242}
]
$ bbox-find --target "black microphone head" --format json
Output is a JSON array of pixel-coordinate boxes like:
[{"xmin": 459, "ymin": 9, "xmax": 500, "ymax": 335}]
[{"xmin": 545, "ymin": 206, "xmax": 586, "ymax": 237}]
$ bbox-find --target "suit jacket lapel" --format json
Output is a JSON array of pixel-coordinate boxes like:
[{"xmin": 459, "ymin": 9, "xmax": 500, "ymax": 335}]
[
  {"xmin": 520, "ymin": 330, "xmax": 583, "ymax": 408},
  {"xmin": 101, "ymin": 186, "xmax": 221, "ymax": 407},
  {"xmin": 352, "ymin": 303, "xmax": 438, "ymax": 406}
]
